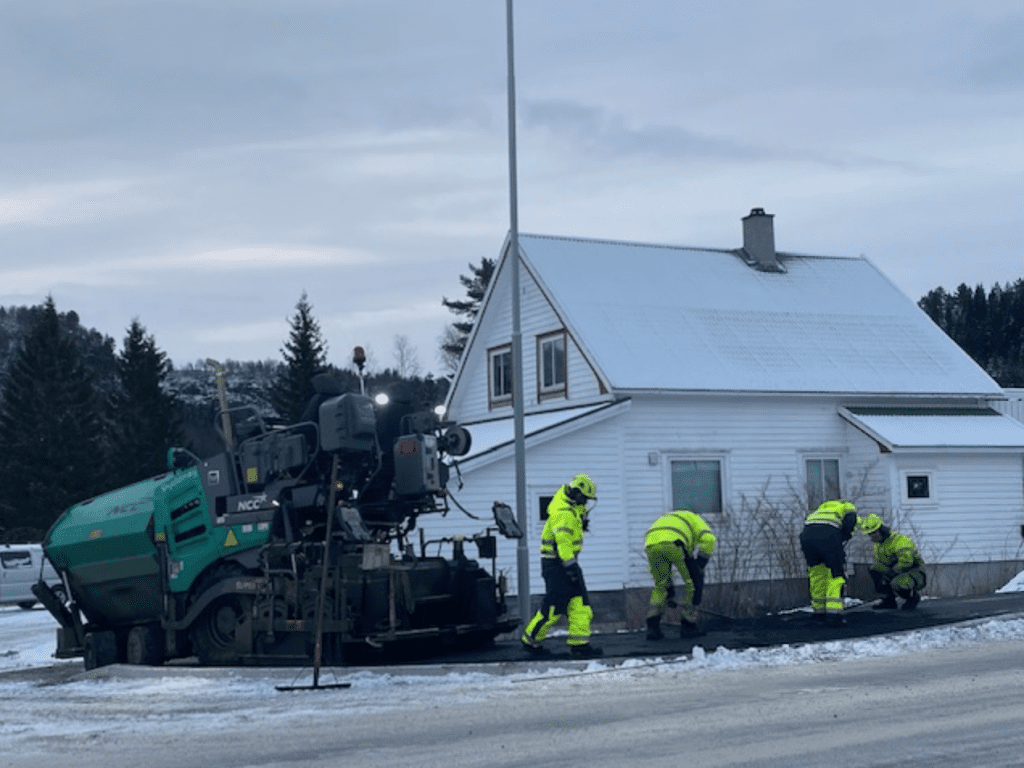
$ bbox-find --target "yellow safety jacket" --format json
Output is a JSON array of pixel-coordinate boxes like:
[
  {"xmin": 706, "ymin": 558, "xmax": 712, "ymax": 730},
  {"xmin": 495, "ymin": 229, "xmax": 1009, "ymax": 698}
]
[
  {"xmin": 540, "ymin": 486, "xmax": 586, "ymax": 566},
  {"xmin": 804, "ymin": 500, "xmax": 858, "ymax": 542},
  {"xmin": 645, "ymin": 510, "xmax": 716, "ymax": 559},
  {"xmin": 871, "ymin": 531, "xmax": 925, "ymax": 576}
]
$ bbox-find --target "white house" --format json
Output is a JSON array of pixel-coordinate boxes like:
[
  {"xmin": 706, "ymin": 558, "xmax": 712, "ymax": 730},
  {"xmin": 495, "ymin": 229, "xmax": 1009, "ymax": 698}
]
[{"xmin": 421, "ymin": 210, "xmax": 1024, "ymax": 621}]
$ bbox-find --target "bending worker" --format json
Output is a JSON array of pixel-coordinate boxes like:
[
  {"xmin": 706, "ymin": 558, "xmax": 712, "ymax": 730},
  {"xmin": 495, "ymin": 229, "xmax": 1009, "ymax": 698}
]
[
  {"xmin": 521, "ymin": 475, "xmax": 603, "ymax": 659},
  {"xmin": 799, "ymin": 499, "xmax": 858, "ymax": 626},
  {"xmin": 644, "ymin": 509, "xmax": 716, "ymax": 640},
  {"xmin": 860, "ymin": 513, "xmax": 926, "ymax": 610}
]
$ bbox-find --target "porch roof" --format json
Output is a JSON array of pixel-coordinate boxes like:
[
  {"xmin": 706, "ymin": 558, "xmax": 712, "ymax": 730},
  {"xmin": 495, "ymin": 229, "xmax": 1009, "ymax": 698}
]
[{"xmin": 839, "ymin": 406, "xmax": 1024, "ymax": 451}]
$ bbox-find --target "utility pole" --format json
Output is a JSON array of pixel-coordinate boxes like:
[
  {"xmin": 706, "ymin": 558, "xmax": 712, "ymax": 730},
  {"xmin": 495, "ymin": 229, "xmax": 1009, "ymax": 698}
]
[{"xmin": 505, "ymin": 0, "xmax": 531, "ymax": 629}]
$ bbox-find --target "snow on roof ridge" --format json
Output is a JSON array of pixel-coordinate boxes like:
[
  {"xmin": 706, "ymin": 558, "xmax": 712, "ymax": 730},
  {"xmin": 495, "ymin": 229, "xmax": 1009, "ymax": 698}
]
[
  {"xmin": 520, "ymin": 231, "xmax": 734, "ymax": 254},
  {"xmin": 520, "ymin": 232, "xmax": 863, "ymax": 263}
]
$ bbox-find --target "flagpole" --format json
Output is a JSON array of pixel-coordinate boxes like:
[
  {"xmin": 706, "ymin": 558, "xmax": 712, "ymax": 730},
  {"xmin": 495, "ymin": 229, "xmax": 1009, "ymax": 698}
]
[{"xmin": 505, "ymin": 0, "xmax": 531, "ymax": 630}]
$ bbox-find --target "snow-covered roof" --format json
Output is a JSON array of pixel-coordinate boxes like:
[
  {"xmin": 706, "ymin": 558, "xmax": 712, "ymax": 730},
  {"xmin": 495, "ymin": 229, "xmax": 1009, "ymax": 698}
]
[
  {"xmin": 839, "ymin": 407, "xmax": 1024, "ymax": 451},
  {"xmin": 512, "ymin": 233, "xmax": 1000, "ymax": 397}
]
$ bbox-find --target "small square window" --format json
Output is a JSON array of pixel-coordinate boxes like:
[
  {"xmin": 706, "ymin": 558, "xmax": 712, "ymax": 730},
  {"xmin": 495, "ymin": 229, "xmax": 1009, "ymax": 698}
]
[{"xmin": 906, "ymin": 474, "xmax": 930, "ymax": 499}]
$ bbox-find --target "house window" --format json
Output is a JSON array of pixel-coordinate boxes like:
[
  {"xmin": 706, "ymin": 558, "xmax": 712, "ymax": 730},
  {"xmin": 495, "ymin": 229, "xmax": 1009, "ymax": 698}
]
[
  {"xmin": 670, "ymin": 459, "xmax": 723, "ymax": 517},
  {"xmin": 539, "ymin": 495, "xmax": 554, "ymax": 521},
  {"xmin": 537, "ymin": 332, "xmax": 567, "ymax": 399},
  {"xmin": 905, "ymin": 473, "xmax": 932, "ymax": 500},
  {"xmin": 488, "ymin": 345, "xmax": 512, "ymax": 407},
  {"xmin": 806, "ymin": 458, "xmax": 841, "ymax": 510}
]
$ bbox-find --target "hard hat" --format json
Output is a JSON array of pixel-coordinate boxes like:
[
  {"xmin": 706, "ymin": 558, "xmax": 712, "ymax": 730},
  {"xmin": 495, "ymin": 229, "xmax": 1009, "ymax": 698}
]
[
  {"xmin": 568, "ymin": 474, "xmax": 597, "ymax": 500},
  {"xmin": 860, "ymin": 513, "xmax": 884, "ymax": 535}
]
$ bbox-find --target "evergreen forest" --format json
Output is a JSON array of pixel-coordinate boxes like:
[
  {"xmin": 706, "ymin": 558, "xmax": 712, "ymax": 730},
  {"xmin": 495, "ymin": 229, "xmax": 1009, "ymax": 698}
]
[
  {"xmin": 918, "ymin": 280, "xmax": 1024, "ymax": 387},
  {"xmin": 0, "ymin": 295, "xmax": 451, "ymax": 542}
]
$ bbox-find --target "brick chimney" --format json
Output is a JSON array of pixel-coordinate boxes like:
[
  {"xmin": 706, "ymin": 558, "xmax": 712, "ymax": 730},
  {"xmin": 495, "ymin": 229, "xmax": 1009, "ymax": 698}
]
[{"xmin": 741, "ymin": 208, "xmax": 783, "ymax": 272}]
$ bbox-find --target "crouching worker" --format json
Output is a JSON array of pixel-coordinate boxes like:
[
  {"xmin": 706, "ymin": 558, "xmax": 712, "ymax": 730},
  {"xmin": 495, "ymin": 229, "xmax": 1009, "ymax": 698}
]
[
  {"xmin": 800, "ymin": 499, "xmax": 858, "ymax": 626},
  {"xmin": 644, "ymin": 510, "xmax": 716, "ymax": 640},
  {"xmin": 860, "ymin": 514, "xmax": 926, "ymax": 610},
  {"xmin": 521, "ymin": 475, "xmax": 604, "ymax": 659}
]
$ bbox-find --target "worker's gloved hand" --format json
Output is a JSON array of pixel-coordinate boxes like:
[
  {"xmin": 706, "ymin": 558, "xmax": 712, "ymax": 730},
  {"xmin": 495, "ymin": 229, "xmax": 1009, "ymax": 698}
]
[
  {"xmin": 564, "ymin": 562, "xmax": 583, "ymax": 585},
  {"xmin": 581, "ymin": 515, "xmax": 590, "ymax": 533},
  {"xmin": 665, "ymin": 582, "xmax": 677, "ymax": 608},
  {"xmin": 695, "ymin": 554, "xmax": 710, "ymax": 571}
]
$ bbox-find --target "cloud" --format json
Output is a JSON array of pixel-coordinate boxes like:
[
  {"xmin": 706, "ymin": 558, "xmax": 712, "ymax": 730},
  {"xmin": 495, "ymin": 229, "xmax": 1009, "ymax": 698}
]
[
  {"xmin": 0, "ymin": 244, "xmax": 379, "ymax": 294},
  {"xmin": 0, "ymin": 0, "xmax": 1022, "ymax": 376},
  {"xmin": 520, "ymin": 99, "xmax": 935, "ymax": 175},
  {"xmin": 964, "ymin": 16, "xmax": 1024, "ymax": 90},
  {"xmin": 159, "ymin": 245, "xmax": 379, "ymax": 270},
  {"xmin": 0, "ymin": 178, "xmax": 154, "ymax": 227}
]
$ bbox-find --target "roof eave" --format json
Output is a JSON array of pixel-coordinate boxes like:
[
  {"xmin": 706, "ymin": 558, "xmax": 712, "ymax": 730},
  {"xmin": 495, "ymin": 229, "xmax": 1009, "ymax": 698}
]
[{"xmin": 452, "ymin": 399, "xmax": 630, "ymax": 473}]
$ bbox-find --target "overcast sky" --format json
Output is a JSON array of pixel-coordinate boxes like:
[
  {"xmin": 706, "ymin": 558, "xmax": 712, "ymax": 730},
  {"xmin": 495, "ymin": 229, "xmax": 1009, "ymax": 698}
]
[{"xmin": 2, "ymin": 1, "xmax": 1022, "ymax": 375}]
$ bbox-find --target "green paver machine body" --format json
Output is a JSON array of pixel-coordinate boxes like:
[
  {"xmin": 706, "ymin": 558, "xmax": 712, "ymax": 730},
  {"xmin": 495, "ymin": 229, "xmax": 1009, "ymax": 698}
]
[{"xmin": 37, "ymin": 380, "xmax": 520, "ymax": 669}]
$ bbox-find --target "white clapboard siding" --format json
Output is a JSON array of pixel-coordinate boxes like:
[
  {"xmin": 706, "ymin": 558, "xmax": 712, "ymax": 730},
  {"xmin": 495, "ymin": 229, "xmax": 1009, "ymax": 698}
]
[
  {"xmin": 884, "ymin": 453, "xmax": 1024, "ymax": 563},
  {"xmin": 421, "ymin": 413, "xmax": 626, "ymax": 596},
  {"xmin": 428, "ymin": 388, "xmax": 1024, "ymax": 594},
  {"xmin": 622, "ymin": 393, "xmax": 857, "ymax": 586}
]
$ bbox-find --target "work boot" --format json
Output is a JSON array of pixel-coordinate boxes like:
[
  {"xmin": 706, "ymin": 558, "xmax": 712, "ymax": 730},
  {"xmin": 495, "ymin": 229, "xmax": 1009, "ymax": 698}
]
[
  {"xmin": 679, "ymin": 620, "xmax": 704, "ymax": 639},
  {"xmin": 569, "ymin": 643, "xmax": 604, "ymax": 659},
  {"xmin": 873, "ymin": 595, "xmax": 898, "ymax": 610},
  {"xmin": 901, "ymin": 592, "xmax": 921, "ymax": 611},
  {"xmin": 645, "ymin": 616, "xmax": 664, "ymax": 641},
  {"xmin": 521, "ymin": 640, "xmax": 551, "ymax": 658}
]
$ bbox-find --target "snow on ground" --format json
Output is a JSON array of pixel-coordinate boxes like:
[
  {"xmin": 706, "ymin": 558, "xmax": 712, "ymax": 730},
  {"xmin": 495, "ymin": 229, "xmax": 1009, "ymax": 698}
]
[
  {"xmin": 996, "ymin": 570, "xmax": 1024, "ymax": 593},
  {"xmin": 0, "ymin": 572, "xmax": 1023, "ymax": 738}
]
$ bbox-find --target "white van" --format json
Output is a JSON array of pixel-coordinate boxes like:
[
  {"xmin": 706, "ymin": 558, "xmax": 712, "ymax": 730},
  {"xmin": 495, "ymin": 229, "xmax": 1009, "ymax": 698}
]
[{"xmin": 0, "ymin": 544, "xmax": 65, "ymax": 610}]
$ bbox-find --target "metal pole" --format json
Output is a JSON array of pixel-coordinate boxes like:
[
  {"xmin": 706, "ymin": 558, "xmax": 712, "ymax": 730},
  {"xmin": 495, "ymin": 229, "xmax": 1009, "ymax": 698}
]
[
  {"xmin": 506, "ymin": 0, "xmax": 531, "ymax": 630},
  {"xmin": 205, "ymin": 358, "xmax": 234, "ymax": 450},
  {"xmin": 311, "ymin": 455, "xmax": 340, "ymax": 688}
]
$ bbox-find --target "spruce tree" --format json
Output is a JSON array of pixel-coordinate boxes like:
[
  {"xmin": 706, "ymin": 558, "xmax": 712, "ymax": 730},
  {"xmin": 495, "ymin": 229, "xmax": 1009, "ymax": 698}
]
[
  {"xmin": 920, "ymin": 279, "xmax": 1024, "ymax": 387},
  {"xmin": 440, "ymin": 256, "xmax": 494, "ymax": 374},
  {"xmin": 270, "ymin": 293, "xmax": 329, "ymax": 423},
  {"xmin": 0, "ymin": 297, "xmax": 106, "ymax": 536},
  {"xmin": 108, "ymin": 319, "xmax": 181, "ymax": 485}
]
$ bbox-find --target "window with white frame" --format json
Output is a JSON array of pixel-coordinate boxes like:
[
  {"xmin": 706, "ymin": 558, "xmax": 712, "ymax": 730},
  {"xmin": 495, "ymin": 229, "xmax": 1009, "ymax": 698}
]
[
  {"xmin": 537, "ymin": 331, "xmax": 566, "ymax": 399},
  {"xmin": 488, "ymin": 345, "xmax": 512, "ymax": 407},
  {"xmin": 670, "ymin": 458, "xmax": 723, "ymax": 517},
  {"xmin": 805, "ymin": 458, "xmax": 841, "ymax": 510},
  {"xmin": 903, "ymin": 471, "xmax": 933, "ymax": 501}
]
